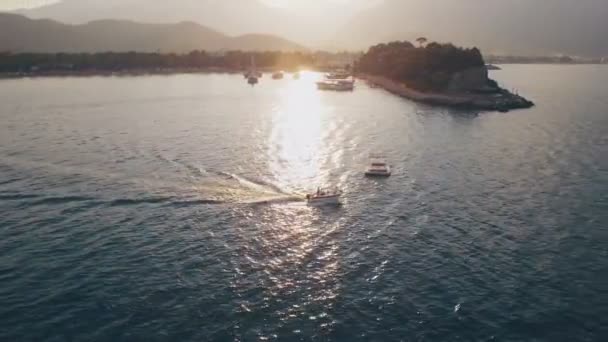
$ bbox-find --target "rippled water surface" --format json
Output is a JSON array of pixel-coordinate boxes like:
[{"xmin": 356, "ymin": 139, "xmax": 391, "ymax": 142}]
[{"xmin": 1, "ymin": 66, "xmax": 607, "ymax": 341}]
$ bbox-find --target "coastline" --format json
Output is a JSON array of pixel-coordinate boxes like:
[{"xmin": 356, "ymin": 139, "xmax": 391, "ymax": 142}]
[
  {"xmin": 0, "ymin": 66, "xmax": 328, "ymax": 79},
  {"xmin": 358, "ymin": 74, "xmax": 534, "ymax": 112},
  {"xmin": 0, "ymin": 67, "xmax": 534, "ymax": 112},
  {"xmin": 0, "ymin": 65, "xmax": 354, "ymax": 80},
  {"xmin": 0, "ymin": 67, "xmax": 246, "ymax": 79}
]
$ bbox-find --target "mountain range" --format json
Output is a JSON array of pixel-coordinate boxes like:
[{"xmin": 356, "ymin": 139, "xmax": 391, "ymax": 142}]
[
  {"xmin": 0, "ymin": 13, "xmax": 304, "ymax": 53},
  {"xmin": 11, "ymin": 0, "xmax": 362, "ymax": 48},
  {"xmin": 332, "ymin": 0, "xmax": 608, "ymax": 57},
  {"xmin": 6, "ymin": 0, "xmax": 608, "ymax": 57}
]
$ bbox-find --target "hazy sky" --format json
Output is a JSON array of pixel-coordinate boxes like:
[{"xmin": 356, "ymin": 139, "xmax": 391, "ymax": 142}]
[
  {"xmin": 7, "ymin": 0, "xmax": 379, "ymax": 46},
  {"xmin": 1, "ymin": 0, "xmax": 376, "ymax": 11},
  {"xmin": 259, "ymin": 0, "xmax": 381, "ymax": 10},
  {"xmin": 0, "ymin": 0, "xmax": 59, "ymax": 10}
]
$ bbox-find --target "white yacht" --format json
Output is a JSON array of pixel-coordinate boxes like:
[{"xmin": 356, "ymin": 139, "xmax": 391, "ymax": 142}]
[
  {"xmin": 365, "ymin": 155, "xmax": 391, "ymax": 177},
  {"xmin": 306, "ymin": 188, "xmax": 342, "ymax": 206}
]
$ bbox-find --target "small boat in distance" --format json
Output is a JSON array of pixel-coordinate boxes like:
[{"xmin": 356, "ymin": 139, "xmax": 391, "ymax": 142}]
[
  {"xmin": 317, "ymin": 79, "xmax": 355, "ymax": 91},
  {"xmin": 306, "ymin": 187, "xmax": 342, "ymax": 206},
  {"xmin": 272, "ymin": 71, "xmax": 284, "ymax": 79},
  {"xmin": 326, "ymin": 70, "xmax": 351, "ymax": 79},
  {"xmin": 365, "ymin": 155, "xmax": 391, "ymax": 177},
  {"xmin": 245, "ymin": 56, "xmax": 261, "ymax": 85}
]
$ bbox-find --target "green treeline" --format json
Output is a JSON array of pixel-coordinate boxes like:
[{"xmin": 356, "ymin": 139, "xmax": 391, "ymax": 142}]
[
  {"xmin": 356, "ymin": 41, "xmax": 485, "ymax": 91},
  {"xmin": 0, "ymin": 51, "xmax": 322, "ymax": 73},
  {"xmin": 0, "ymin": 41, "xmax": 486, "ymax": 91}
]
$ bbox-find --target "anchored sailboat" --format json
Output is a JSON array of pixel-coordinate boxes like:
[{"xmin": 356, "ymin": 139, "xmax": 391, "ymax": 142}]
[{"xmin": 245, "ymin": 56, "xmax": 261, "ymax": 85}]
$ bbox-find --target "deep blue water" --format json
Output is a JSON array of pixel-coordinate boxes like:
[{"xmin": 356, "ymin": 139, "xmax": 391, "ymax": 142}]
[{"xmin": 1, "ymin": 66, "xmax": 607, "ymax": 341}]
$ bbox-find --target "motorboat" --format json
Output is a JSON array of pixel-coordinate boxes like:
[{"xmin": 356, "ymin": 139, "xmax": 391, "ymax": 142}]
[
  {"xmin": 272, "ymin": 71, "xmax": 284, "ymax": 79},
  {"xmin": 306, "ymin": 187, "xmax": 342, "ymax": 206},
  {"xmin": 316, "ymin": 79, "xmax": 354, "ymax": 91},
  {"xmin": 365, "ymin": 155, "xmax": 391, "ymax": 177}
]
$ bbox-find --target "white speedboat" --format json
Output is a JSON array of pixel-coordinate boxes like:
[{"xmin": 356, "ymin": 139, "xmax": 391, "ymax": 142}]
[
  {"xmin": 306, "ymin": 188, "xmax": 342, "ymax": 206},
  {"xmin": 365, "ymin": 156, "xmax": 391, "ymax": 177}
]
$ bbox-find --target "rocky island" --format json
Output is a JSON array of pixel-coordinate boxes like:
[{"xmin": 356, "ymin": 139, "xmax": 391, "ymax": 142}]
[{"xmin": 355, "ymin": 41, "xmax": 534, "ymax": 112}]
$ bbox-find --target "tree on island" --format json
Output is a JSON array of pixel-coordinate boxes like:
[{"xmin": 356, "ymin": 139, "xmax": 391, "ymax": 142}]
[
  {"xmin": 357, "ymin": 40, "xmax": 485, "ymax": 91},
  {"xmin": 0, "ymin": 51, "xmax": 318, "ymax": 73},
  {"xmin": 416, "ymin": 37, "xmax": 428, "ymax": 47}
]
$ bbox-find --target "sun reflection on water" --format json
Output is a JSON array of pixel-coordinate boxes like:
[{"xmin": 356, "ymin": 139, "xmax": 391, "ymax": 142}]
[
  {"xmin": 224, "ymin": 72, "xmax": 350, "ymax": 337},
  {"xmin": 231, "ymin": 204, "xmax": 343, "ymax": 335},
  {"xmin": 268, "ymin": 71, "xmax": 329, "ymax": 192}
]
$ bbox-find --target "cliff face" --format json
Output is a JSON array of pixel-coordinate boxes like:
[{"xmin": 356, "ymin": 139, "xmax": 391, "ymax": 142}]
[{"xmin": 448, "ymin": 67, "xmax": 489, "ymax": 92}]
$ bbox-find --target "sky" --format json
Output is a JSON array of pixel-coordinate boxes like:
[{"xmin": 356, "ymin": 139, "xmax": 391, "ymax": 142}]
[
  {"xmin": 1, "ymin": 0, "xmax": 375, "ymax": 11},
  {"xmin": 5, "ymin": 0, "xmax": 379, "ymax": 47},
  {"xmin": 0, "ymin": 0, "xmax": 59, "ymax": 10},
  {"xmin": 259, "ymin": 0, "xmax": 381, "ymax": 10}
]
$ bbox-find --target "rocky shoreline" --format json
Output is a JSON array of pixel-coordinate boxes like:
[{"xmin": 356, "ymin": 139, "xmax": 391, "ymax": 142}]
[{"xmin": 359, "ymin": 74, "xmax": 534, "ymax": 112}]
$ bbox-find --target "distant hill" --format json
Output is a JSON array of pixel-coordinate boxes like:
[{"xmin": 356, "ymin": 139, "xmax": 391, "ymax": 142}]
[
  {"xmin": 9, "ymin": 0, "xmax": 608, "ymax": 57},
  {"xmin": 330, "ymin": 0, "xmax": 608, "ymax": 57},
  {"xmin": 12, "ymin": 0, "xmax": 358, "ymax": 48},
  {"xmin": 14, "ymin": 0, "xmax": 279, "ymax": 34},
  {"xmin": 0, "ymin": 14, "xmax": 305, "ymax": 53}
]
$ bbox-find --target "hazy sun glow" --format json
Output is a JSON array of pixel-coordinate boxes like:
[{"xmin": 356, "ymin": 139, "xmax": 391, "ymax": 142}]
[
  {"xmin": 259, "ymin": 0, "xmax": 369, "ymax": 11},
  {"xmin": 262, "ymin": 0, "xmax": 343, "ymax": 7}
]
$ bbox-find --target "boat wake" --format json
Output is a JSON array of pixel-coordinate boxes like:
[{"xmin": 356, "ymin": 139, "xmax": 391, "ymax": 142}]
[
  {"xmin": 192, "ymin": 171, "xmax": 302, "ymax": 205},
  {"xmin": 0, "ymin": 155, "xmax": 303, "ymax": 207},
  {"xmin": 216, "ymin": 172, "xmax": 288, "ymax": 195},
  {"xmin": 242, "ymin": 194, "xmax": 304, "ymax": 206}
]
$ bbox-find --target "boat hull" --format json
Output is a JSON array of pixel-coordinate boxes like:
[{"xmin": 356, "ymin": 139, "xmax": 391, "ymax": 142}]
[
  {"xmin": 306, "ymin": 195, "xmax": 341, "ymax": 206},
  {"xmin": 316, "ymin": 82, "xmax": 354, "ymax": 91},
  {"xmin": 365, "ymin": 171, "xmax": 392, "ymax": 177}
]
